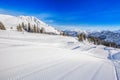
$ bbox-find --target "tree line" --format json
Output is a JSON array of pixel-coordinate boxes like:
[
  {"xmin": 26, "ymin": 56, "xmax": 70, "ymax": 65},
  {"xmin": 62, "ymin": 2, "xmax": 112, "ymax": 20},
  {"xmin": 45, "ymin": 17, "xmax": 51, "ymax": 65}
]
[
  {"xmin": 77, "ymin": 33, "xmax": 120, "ymax": 48},
  {"xmin": 17, "ymin": 22, "xmax": 45, "ymax": 33},
  {"xmin": 17, "ymin": 22, "xmax": 59, "ymax": 35},
  {"xmin": 0, "ymin": 22, "xmax": 59, "ymax": 35}
]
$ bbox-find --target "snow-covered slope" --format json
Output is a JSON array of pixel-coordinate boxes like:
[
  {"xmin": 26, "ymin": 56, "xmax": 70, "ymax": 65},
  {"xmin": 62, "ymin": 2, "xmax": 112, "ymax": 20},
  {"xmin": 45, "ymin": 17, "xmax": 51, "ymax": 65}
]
[
  {"xmin": 0, "ymin": 30, "xmax": 119, "ymax": 80},
  {"xmin": 0, "ymin": 14, "xmax": 60, "ymax": 34}
]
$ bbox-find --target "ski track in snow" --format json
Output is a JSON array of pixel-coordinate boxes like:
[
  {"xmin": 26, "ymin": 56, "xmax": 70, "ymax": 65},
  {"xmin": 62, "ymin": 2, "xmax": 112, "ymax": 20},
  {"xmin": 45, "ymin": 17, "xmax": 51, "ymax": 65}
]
[{"xmin": 0, "ymin": 31, "xmax": 118, "ymax": 80}]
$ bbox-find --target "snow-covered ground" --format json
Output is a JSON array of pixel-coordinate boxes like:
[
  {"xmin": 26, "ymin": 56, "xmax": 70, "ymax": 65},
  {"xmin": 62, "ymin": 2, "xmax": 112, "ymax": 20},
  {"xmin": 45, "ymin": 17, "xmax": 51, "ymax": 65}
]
[{"xmin": 0, "ymin": 30, "xmax": 120, "ymax": 80}]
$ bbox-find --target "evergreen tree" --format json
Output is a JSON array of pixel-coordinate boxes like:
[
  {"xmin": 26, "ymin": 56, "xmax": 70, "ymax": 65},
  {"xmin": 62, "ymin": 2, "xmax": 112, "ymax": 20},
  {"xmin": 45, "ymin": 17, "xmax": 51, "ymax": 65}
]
[
  {"xmin": 22, "ymin": 22, "xmax": 27, "ymax": 31},
  {"xmin": 17, "ymin": 24, "xmax": 22, "ymax": 32},
  {"xmin": 77, "ymin": 33, "xmax": 86, "ymax": 41},
  {"xmin": 22, "ymin": 22, "xmax": 25, "ymax": 28},
  {"xmin": 28, "ymin": 23, "xmax": 31, "ymax": 32},
  {"xmin": 0, "ymin": 22, "xmax": 5, "ymax": 30},
  {"xmin": 40, "ymin": 27, "xmax": 45, "ymax": 33},
  {"xmin": 33, "ymin": 24, "xmax": 37, "ymax": 33}
]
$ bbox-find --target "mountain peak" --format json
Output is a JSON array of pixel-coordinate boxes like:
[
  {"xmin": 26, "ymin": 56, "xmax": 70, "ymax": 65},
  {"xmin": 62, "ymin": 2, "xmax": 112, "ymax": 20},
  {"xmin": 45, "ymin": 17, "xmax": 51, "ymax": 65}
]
[{"xmin": 0, "ymin": 14, "xmax": 60, "ymax": 34}]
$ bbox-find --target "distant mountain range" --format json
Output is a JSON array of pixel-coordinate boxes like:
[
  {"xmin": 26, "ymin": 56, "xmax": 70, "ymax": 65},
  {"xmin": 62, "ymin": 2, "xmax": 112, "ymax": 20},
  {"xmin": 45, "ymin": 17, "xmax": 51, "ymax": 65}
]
[
  {"xmin": 64, "ymin": 29, "xmax": 120, "ymax": 45},
  {"xmin": 89, "ymin": 30, "xmax": 120, "ymax": 45}
]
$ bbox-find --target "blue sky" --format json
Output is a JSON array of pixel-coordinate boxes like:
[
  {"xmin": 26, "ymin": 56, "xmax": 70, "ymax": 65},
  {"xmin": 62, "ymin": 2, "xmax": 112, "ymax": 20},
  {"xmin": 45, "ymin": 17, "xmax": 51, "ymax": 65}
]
[{"xmin": 0, "ymin": 0, "xmax": 120, "ymax": 30}]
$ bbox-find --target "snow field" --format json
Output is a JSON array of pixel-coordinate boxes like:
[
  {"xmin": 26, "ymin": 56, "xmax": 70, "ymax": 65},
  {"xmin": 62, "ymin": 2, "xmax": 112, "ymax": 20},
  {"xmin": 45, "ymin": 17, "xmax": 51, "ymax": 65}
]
[{"xmin": 0, "ymin": 30, "xmax": 118, "ymax": 80}]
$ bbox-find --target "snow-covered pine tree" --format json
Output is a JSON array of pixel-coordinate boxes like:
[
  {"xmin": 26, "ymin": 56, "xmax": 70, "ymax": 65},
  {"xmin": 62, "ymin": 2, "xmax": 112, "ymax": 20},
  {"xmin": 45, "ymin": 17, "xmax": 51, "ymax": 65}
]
[
  {"xmin": 40, "ymin": 27, "xmax": 45, "ymax": 33},
  {"xmin": 33, "ymin": 24, "xmax": 37, "ymax": 33},
  {"xmin": 28, "ymin": 23, "xmax": 32, "ymax": 32},
  {"xmin": 17, "ymin": 24, "xmax": 22, "ymax": 31}
]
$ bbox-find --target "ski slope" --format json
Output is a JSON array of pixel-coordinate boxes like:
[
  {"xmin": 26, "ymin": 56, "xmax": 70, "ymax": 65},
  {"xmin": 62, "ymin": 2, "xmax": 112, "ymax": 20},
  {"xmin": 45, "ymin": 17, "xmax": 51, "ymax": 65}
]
[{"xmin": 0, "ymin": 30, "xmax": 119, "ymax": 80}]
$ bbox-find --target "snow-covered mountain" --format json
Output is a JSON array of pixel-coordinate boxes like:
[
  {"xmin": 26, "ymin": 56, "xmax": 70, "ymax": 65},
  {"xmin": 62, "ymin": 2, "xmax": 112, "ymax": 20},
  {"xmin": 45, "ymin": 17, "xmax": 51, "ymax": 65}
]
[
  {"xmin": 63, "ymin": 29, "xmax": 90, "ymax": 37},
  {"xmin": 89, "ymin": 30, "xmax": 120, "ymax": 45},
  {"xmin": 0, "ymin": 14, "xmax": 60, "ymax": 34},
  {"xmin": 64, "ymin": 29, "xmax": 120, "ymax": 46}
]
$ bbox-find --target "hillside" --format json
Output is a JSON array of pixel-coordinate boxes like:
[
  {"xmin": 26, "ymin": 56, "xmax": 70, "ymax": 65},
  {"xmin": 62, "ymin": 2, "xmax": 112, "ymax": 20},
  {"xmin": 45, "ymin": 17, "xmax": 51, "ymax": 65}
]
[
  {"xmin": 0, "ymin": 30, "xmax": 120, "ymax": 80},
  {"xmin": 0, "ymin": 14, "xmax": 60, "ymax": 34}
]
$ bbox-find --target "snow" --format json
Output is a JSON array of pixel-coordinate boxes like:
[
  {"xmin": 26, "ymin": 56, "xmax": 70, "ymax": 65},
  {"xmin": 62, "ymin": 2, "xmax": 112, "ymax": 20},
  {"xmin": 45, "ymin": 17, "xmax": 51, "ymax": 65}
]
[
  {"xmin": 64, "ymin": 29, "xmax": 120, "ymax": 46},
  {"xmin": 0, "ymin": 30, "xmax": 119, "ymax": 80},
  {"xmin": 0, "ymin": 14, "xmax": 60, "ymax": 34},
  {"xmin": 89, "ymin": 30, "xmax": 120, "ymax": 45}
]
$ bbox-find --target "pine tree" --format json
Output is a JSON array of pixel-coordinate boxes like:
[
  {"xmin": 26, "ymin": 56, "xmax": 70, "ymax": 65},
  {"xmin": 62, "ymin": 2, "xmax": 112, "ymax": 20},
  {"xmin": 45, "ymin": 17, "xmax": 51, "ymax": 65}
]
[
  {"xmin": 17, "ymin": 24, "xmax": 22, "ymax": 32},
  {"xmin": 77, "ymin": 33, "xmax": 86, "ymax": 41},
  {"xmin": 22, "ymin": 22, "xmax": 26, "ymax": 31},
  {"xmin": 0, "ymin": 22, "xmax": 5, "ymax": 30},
  {"xmin": 33, "ymin": 24, "xmax": 37, "ymax": 33},
  {"xmin": 22, "ymin": 22, "xmax": 24, "ymax": 28},
  {"xmin": 28, "ymin": 23, "xmax": 31, "ymax": 32},
  {"xmin": 40, "ymin": 27, "xmax": 45, "ymax": 33},
  {"xmin": 36, "ymin": 26, "xmax": 39, "ymax": 33}
]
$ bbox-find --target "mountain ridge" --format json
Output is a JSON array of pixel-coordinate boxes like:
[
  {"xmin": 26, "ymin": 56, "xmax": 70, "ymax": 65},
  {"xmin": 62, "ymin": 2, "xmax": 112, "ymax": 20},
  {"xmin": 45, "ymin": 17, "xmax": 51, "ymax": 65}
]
[{"xmin": 0, "ymin": 14, "xmax": 60, "ymax": 34}]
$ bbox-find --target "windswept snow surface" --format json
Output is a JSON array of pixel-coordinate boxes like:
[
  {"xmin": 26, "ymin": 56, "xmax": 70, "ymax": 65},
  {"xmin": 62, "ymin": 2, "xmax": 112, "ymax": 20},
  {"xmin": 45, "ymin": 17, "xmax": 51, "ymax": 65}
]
[{"xmin": 0, "ymin": 30, "xmax": 119, "ymax": 80}]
